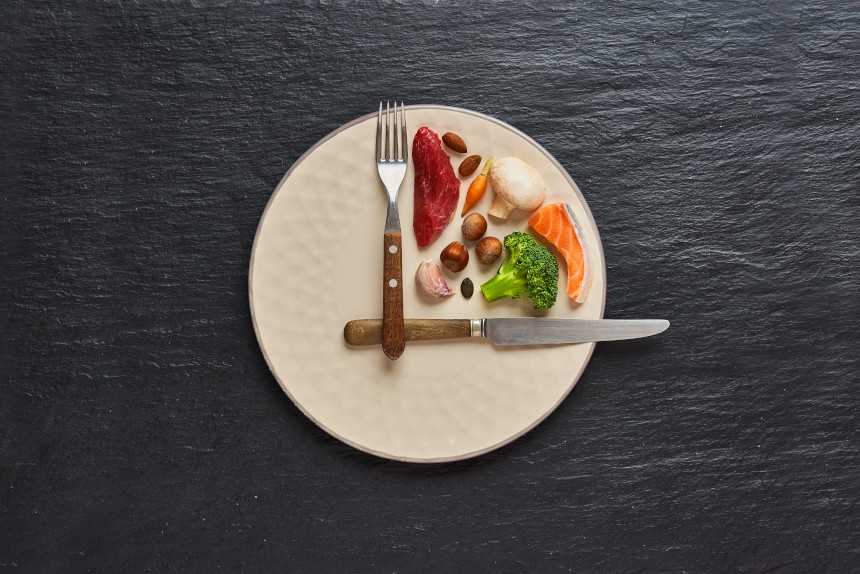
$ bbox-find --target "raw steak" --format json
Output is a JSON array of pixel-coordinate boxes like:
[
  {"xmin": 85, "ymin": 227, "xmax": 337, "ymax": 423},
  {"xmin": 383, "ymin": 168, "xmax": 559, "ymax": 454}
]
[{"xmin": 412, "ymin": 127, "xmax": 460, "ymax": 247}]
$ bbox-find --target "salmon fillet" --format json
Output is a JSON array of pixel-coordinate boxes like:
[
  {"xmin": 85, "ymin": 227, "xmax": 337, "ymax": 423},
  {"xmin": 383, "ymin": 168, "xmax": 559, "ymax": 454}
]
[{"xmin": 528, "ymin": 203, "xmax": 593, "ymax": 303}]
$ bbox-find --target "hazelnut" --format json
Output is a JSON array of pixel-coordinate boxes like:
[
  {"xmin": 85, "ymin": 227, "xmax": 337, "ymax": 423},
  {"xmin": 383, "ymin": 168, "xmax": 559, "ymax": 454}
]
[
  {"xmin": 461, "ymin": 213, "xmax": 487, "ymax": 241},
  {"xmin": 440, "ymin": 241, "xmax": 469, "ymax": 273},
  {"xmin": 476, "ymin": 236, "xmax": 502, "ymax": 265}
]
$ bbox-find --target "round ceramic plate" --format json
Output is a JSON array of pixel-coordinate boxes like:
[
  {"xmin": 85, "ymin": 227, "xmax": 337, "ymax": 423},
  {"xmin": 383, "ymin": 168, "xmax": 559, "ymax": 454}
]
[{"xmin": 249, "ymin": 105, "xmax": 606, "ymax": 463}]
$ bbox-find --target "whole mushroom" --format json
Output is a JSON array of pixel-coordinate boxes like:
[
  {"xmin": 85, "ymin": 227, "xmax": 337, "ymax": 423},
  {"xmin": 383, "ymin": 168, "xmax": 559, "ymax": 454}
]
[{"xmin": 486, "ymin": 157, "xmax": 546, "ymax": 219}]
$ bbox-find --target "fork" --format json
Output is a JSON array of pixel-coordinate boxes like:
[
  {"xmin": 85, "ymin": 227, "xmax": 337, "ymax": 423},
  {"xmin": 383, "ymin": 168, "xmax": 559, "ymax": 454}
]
[{"xmin": 376, "ymin": 101, "xmax": 407, "ymax": 360}]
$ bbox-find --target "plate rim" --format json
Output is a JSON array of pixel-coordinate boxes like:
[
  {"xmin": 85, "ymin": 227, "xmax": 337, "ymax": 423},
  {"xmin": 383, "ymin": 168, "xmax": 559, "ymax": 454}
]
[{"xmin": 248, "ymin": 104, "xmax": 608, "ymax": 463}]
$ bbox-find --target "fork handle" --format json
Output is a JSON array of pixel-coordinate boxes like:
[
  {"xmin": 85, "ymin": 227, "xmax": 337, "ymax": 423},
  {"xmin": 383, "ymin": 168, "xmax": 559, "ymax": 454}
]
[{"xmin": 382, "ymin": 232, "xmax": 405, "ymax": 360}]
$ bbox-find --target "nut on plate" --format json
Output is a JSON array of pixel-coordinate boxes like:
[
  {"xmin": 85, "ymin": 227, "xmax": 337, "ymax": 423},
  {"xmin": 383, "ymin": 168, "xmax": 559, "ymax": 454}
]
[
  {"xmin": 440, "ymin": 241, "xmax": 469, "ymax": 272},
  {"xmin": 442, "ymin": 132, "xmax": 467, "ymax": 153},
  {"xmin": 461, "ymin": 213, "xmax": 487, "ymax": 241},
  {"xmin": 476, "ymin": 236, "xmax": 502, "ymax": 265},
  {"xmin": 458, "ymin": 155, "xmax": 482, "ymax": 177}
]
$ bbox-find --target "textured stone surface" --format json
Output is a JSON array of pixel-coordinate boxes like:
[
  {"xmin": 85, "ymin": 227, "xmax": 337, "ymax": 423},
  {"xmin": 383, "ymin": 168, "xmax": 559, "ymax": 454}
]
[{"xmin": 1, "ymin": 1, "xmax": 858, "ymax": 572}]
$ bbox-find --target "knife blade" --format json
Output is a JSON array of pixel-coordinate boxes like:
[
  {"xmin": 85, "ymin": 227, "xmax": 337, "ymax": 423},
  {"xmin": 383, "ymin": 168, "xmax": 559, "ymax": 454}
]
[{"xmin": 344, "ymin": 318, "xmax": 669, "ymax": 347}]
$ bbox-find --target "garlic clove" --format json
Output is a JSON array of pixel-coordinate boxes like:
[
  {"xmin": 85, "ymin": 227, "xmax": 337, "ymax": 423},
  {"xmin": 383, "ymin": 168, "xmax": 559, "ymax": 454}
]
[{"xmin": 416, "ymin": 260, "xmax": 456, "ymax": 298}]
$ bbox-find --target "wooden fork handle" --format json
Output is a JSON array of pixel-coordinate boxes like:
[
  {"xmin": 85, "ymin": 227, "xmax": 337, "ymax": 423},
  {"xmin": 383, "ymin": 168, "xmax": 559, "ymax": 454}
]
[{"xmin": 382, "ymin": 232, "xmax": 405, "ymax": 359}]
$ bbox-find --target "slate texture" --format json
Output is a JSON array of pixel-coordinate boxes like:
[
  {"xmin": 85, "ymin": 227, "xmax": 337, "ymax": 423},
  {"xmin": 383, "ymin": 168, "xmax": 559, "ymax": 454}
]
[{"xmin": 1, "ymin": 1, "xmax": 858, "ymax": 572}]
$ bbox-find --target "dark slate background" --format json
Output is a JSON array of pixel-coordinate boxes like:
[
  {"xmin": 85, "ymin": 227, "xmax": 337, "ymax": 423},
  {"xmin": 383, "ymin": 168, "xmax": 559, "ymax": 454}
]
[{"xmin": 2, "ymin": 1, "xmax": 858, "ymax": 572}]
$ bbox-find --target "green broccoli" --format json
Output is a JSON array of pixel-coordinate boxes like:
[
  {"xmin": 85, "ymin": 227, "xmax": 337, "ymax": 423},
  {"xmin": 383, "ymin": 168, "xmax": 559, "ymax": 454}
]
[{"xmin": 480, "ymin": 232, "xmax": 559, "ymax": 309}]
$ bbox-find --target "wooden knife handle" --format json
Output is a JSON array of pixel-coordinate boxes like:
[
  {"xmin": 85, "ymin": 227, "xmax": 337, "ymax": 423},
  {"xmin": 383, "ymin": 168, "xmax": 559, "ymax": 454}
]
[
  {"xmin": 382, "ymin": 232, "xmax": 405, "ymax": 359},
  {"xmin": 346, "ymin": 319, "xmax": 473, "ymax": 347}
]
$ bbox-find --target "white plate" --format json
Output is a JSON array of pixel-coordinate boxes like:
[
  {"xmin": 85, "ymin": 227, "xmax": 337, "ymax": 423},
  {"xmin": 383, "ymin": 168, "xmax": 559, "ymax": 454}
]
[{"xmin": 249, "ymin": 105, "xmax": 606, "ymax": 462}]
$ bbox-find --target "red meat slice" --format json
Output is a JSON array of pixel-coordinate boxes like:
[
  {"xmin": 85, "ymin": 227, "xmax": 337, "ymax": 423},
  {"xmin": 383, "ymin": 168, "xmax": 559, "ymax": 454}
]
[{"xmin": 412, "ymin": 127, "xmax": 460, "ymax": 247}]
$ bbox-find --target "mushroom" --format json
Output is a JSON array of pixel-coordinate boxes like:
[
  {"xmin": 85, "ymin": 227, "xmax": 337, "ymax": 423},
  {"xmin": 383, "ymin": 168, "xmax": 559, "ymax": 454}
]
[{"xmin": 486, "ymin": 157, "xmax": 546, "ymax": 219}]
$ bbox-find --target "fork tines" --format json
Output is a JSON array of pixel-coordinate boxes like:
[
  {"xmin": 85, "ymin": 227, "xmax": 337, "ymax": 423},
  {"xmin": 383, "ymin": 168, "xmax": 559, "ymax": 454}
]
[{"xmin": 376, "ymin": 101, "xmax": 407, "ymax": 163}]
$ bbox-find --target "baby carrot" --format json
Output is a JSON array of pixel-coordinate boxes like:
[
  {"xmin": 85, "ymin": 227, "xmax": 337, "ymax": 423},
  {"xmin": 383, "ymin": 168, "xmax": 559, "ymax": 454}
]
[{"xmin": 461, "ymin": 157, "xmax": 493, "ymax": 216}]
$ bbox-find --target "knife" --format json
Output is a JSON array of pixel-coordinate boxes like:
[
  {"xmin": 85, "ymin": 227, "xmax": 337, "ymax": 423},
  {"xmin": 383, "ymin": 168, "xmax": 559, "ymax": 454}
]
[{"xmin": 344, "ymin": 318, "xmax": 670, "ymax": 347}]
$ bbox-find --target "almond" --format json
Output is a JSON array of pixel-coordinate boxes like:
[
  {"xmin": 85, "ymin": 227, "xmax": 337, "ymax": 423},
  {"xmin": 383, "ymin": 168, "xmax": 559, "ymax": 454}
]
[
  {"xmin": 458, "ymin": 154, "xmax": 482, "ymax": 177},
  {"xmin": 442, "ymin": 132, "xmax": 467, "ymax": 153}
]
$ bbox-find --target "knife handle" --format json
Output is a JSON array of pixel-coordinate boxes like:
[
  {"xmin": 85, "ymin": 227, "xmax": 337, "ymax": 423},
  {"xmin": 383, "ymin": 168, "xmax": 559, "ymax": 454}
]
[
  {"xmin": 346, "ymin": 319, "xmax": 473, "ymax": 347},
  {"xmin": 382, "ymin": 233, "xmax": 405, "ymax": 359}
]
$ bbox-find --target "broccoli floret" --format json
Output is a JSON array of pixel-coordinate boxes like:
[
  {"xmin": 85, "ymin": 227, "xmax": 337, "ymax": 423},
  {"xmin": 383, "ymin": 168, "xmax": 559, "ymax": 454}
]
[{"xmin": 480, "ymin": 232, "xmax": 559, "ymax": 309}]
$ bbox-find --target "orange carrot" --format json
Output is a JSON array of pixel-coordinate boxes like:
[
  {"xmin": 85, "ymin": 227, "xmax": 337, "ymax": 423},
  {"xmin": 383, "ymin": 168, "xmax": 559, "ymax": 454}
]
[{"xmin": 461, "ymin": 157, "xmax": 493, "ymax": 216}]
